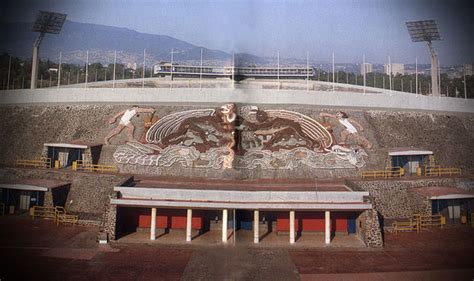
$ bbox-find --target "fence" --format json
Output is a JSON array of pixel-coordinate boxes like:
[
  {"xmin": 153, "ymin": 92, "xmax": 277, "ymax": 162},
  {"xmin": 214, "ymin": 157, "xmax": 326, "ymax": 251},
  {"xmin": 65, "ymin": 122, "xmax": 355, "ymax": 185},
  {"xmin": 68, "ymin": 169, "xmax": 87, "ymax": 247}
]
[
  {"xmin": 424, "ymin": 166, "xmax": 461, "ymax": 177},
  {"xmin": 30, "ymin": 205, "xmax": 78, "ymax": 226},
  {"xmin": 361, "ymin": 166, "xmax": 404, "ymax": 179},
  {"xmin": 72, "ymin": 160, "xmax": 118, "ymax": 173},
  {"xmin": 15, "ymin": 158, "xmax": 51, "ymax": 169}
]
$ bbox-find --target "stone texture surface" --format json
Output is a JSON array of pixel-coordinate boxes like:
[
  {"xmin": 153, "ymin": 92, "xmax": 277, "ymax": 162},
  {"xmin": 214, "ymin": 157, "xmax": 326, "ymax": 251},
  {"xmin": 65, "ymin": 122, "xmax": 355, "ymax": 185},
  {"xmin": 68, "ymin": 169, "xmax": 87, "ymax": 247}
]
[
  {"xmin": 349, "ymin": 178, "xmax": 462, "ymax": 219},
  {"xmin": 1, "ymin": 104, "xmax": 471, "ymax": 179},
  {"xmin": 365, "ymin": 110, "xmax": 474, "ymax": 171}
]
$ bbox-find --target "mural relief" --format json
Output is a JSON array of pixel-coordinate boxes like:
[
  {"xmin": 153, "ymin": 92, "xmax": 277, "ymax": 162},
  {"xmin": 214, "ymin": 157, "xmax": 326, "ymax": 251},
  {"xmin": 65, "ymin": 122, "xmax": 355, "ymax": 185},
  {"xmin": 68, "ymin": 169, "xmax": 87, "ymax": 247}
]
[
  {"xmin": 112, "ymin": 104, "xmax": 370, "ymax": 170},
  {"xmin": 104, "ymin": 106, "xmax": 156, "ymax": 145}
]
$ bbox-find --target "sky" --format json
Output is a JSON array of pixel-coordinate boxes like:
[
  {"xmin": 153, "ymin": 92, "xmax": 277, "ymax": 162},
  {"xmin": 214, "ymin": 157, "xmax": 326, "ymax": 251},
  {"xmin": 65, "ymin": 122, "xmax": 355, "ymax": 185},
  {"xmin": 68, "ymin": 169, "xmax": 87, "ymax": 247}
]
[{"xmin": 1, "ymin": 0, "xmax": 473, "ymax": 65}]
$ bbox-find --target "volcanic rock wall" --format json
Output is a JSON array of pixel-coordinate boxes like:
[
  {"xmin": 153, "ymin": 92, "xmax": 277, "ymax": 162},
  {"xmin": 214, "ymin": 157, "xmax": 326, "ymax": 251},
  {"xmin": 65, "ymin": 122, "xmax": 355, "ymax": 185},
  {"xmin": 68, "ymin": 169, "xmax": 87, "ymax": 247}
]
[{"xmin": 0, "ymin": 104, "xmax": 472, "ymax": 179}]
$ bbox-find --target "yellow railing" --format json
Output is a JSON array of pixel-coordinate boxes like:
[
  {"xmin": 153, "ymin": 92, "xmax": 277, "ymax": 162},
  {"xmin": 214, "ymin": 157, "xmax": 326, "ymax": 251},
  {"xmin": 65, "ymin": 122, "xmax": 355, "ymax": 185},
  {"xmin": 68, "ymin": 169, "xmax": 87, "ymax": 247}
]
[
  {"xmin": 413, "ymin": 214, "xmax": 444, "ymax": 229},
  {"xmin": 30, "ymin": 205, "xmax": 78, "ymax": 226},
  {"xmin": 392, "ymin": 218, "xmax": 419, "ymax": 234},
  {"xmin": 31, "ymin": 206, "xmax": 57, "ymax": 220},
  {"xmin": 72, "ymin": 160, "xmax": 118, "ymax": 173},
  {"xmin": 15, "ymin": 158, "xmax": 51, "ymax": 169},
  {"xmin": 0, "ymin": 202, "xmax": 4, "ymax": 216},
  {"xmin": 56, "ymin": 213, "xmax": 79, "ymax": 226},
  {"xmin": 424, "ymin": 166, "xmax": 461, "ymax": 177},
  {"xmin": 361, "ymin": 166, "xmax": 404, "ymax": 179}
]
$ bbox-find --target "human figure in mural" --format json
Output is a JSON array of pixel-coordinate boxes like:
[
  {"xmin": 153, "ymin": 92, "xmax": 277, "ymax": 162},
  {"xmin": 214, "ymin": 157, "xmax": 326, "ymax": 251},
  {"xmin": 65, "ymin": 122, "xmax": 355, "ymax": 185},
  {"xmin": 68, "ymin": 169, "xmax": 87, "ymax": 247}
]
[
  {"xmin": 104, "ymin": 106, "xmax": 155, "ymax": 145},
  {"xmin": 319, "ymin": 111, "xmax": 373, "ymax": 149}
]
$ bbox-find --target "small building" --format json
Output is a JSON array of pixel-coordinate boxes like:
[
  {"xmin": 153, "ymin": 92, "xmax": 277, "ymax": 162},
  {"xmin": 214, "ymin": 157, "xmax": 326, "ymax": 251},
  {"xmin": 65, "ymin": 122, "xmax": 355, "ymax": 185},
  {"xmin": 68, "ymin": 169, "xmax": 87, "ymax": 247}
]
[
  {"xmin": 42, "ymin": 140, "xmax": 102, "ymax": 168},
  {"xmin": 105, "ymin": 178, "xmax": 382, "ymax": 247},
  {"xmin": 0, "ymin": 179, "xmax": 70, "ymax": 213},
  {"xmin": 388, "ymin": 148, "xmax": 434, "ymax": 176},
  {"xmin": 410, "ymin": 186, "xmax": 474, "ymax": 224}
]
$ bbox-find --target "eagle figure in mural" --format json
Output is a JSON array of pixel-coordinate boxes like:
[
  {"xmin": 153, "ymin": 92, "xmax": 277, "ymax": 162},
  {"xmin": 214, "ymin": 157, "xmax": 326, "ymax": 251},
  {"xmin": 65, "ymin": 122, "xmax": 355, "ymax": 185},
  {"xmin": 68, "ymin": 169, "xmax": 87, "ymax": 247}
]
[
  {"xmin": 145, "ymin": 104, "xmax": 237, "ymax": 153},
  {"xmin": 238, "ymin": 106, "xmax": 333, "ymax": 152}
]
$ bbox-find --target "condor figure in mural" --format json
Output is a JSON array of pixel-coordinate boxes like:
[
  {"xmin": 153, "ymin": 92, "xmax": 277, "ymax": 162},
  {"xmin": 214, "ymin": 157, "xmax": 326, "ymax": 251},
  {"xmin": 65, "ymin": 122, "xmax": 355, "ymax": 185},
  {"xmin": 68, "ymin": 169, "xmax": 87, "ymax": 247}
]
[{"xmin": 112, "ymin": 104, "xmax": 369, "ymax": 170}]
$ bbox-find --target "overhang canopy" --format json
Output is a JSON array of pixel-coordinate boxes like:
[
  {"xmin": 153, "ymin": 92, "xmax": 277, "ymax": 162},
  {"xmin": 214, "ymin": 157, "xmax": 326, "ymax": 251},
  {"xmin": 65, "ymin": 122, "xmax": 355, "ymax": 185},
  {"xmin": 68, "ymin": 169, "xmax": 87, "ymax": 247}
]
[
  {"xmin": 388, "ymin": 148, "xmax": 433, "ymax": 156},
  {"xmin": 44, "ymin": 140, "xmax": 102, "ymax": 149},
  {"xmin": 112, "ymin": 186, "xmax": 372, "ymax": 211},
  {"xmin": 0, "ymin": 179, "xmax": 70, "ymax": 192}
]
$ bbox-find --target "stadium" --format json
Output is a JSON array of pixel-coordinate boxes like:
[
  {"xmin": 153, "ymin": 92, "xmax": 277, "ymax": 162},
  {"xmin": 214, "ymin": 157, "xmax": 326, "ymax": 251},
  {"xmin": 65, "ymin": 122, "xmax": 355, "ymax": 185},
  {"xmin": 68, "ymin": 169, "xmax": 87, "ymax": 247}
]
[{"xmin": 0, "ymin": 7, "xmax": 473, "ymax": 280}]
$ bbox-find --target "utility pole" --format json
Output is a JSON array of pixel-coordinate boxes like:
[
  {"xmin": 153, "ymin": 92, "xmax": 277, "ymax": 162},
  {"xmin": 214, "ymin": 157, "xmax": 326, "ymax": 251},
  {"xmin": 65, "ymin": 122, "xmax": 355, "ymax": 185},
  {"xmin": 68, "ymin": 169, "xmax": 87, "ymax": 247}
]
[
  {"xmin": 200, "ymin": 48, "xmax": 203, "ymax": 90},
  {"xmin": 277, "ymin": 50, "xmax": 280, "ymax": 91},
  {"xmin": 113, "ymin": 50, "xmax": 117, "ymax": 89},
  {"xmin": 464, "ymin": 65, "xmax": 467, "ymax": 99},
  {"xmin": 6, "ymin": 54, "xmax": 11, "ymax": 90},
  {"xmin": 85, "ymin": 50, "xmax": 89, "ymax": 88},
  {"xmin": 415, "ymin": 57, "xmax": 418, "ymax": 96},
  {"xmin": 142, "ymin": 49, "xmax": 146, "ymax": 88},
  {"xmin": 332, "ymin": 52, "xmax": 335, "ymax": 92},
  {"xmin": 363, "ymin": 54, "xmax": 366, "ymax": 95},
  {"xmin": 57, "ymin": 52, "xmax": 62, "ymax": 88}
]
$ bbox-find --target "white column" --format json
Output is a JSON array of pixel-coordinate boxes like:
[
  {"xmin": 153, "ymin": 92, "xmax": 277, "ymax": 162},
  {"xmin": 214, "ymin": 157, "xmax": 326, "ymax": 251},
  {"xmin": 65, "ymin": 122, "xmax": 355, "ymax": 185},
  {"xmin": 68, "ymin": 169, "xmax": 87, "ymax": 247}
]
[
  {"xmin": 150, "ymin": 208, "xmax": 156, "ymax": 241},
  {"xmin": 289, "ymin": 210, "xmax": 295, "ymax": 244},
  {"xmin": 325, "ymin": 211, "xmax": 331, "ymax": 245},
  {"xmin": 186, "ymin": 209, "xmax": 192, "ymax": 242},
  {"xmin": 254, "ymin": 210, "xmax": 259, "ymax": 244},
  {"xmin": 222, "ymin": 209, "xmax": 228, "ymax": 243}
]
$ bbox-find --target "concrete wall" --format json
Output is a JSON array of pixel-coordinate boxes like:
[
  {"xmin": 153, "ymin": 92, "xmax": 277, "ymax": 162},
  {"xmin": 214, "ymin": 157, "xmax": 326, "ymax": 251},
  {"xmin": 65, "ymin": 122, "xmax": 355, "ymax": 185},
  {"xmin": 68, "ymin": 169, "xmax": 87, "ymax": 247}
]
[{"xmin": 1, "ymin": 86, "xmax": 474, "ymax": 113}]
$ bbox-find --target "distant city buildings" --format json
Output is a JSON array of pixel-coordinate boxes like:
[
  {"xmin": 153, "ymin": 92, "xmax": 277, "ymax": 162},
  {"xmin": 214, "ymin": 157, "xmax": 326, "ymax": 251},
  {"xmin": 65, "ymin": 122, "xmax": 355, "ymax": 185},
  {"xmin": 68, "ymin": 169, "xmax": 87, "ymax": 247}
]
[
  {"xmin": 384, "ymin": 63, "xmax": 405, "ymax": 75},
  {"xmin": 360, "ymin": 63, "xmax": 373, "ymax": 75}
]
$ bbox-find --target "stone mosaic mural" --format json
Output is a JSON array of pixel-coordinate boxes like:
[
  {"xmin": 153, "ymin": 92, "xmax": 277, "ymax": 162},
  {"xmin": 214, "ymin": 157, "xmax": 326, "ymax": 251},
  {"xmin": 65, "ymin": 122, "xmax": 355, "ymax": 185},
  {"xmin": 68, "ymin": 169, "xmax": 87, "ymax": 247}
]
[{"xmin": 111, "ymin": 105, "xmax": 370, "ymax": 170}]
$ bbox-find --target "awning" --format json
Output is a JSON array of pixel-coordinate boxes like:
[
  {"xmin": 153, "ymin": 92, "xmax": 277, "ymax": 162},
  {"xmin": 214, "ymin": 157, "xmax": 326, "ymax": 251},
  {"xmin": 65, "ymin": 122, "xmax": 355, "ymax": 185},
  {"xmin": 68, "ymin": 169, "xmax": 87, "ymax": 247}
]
[
  {"xmin": 410, "ymin": 186, "xmax": 474, "ymax": 200},
  {"xmin": 112, "ymin": 186, "xmax": 372, "ymax": 210},
  {"xmin": 44, "ymin": 140, "xmax": 102, "ymax": 149},
  {"xmin": 0, "ymin": 179, "xmax": 70, "ymax": 192},
  {"xmin": 388, "ymin": 148, "xmax": 433, "ymax": 156}
]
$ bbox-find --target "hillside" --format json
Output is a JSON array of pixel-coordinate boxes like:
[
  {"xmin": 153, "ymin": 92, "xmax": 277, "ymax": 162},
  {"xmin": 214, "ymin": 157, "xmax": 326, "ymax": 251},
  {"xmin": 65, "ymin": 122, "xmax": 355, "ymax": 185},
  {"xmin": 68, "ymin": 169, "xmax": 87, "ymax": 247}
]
[{"xmin": 0, "ymin": 20, "xmax": 230, "ymax": 65}]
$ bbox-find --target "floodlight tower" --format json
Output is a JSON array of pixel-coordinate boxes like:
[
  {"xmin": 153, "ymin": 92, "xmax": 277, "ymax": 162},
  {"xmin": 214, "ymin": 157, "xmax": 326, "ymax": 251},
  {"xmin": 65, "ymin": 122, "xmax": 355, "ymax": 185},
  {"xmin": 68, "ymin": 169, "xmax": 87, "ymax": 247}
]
[
  {"xmin": 30, "ymin": 11, "xmax": 67, "ymax": 89},
  {"xmin": 406, "ymin": 20, "xmax": 442, "ymax": 96}
]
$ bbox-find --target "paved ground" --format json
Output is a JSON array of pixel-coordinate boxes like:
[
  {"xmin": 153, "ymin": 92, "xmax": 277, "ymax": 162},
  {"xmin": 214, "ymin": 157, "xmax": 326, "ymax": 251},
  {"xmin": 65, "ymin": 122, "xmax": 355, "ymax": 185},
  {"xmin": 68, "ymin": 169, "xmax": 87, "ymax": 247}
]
[{"xmin": 1, "ymin": 216, "xmax": 473, "ymax": 280}]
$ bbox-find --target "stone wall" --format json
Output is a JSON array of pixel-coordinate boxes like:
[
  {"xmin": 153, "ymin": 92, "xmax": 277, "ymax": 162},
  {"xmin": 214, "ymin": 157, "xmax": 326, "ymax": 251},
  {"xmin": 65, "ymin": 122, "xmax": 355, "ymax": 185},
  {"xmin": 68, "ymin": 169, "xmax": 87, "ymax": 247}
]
[
  {"xmin": 0, "ymin": 167, "xmax": 130, "ymax": 220},
  {"xmin": 1, "ymin": 104, "xmax": 472, "ymax": 179},
  {"xmin": 356, "ymin": 209, "xmax": 383, "ymax": 248},
  {"xmin": 349, "ymin": 178, "xmax": 460, "ymax": 219}
]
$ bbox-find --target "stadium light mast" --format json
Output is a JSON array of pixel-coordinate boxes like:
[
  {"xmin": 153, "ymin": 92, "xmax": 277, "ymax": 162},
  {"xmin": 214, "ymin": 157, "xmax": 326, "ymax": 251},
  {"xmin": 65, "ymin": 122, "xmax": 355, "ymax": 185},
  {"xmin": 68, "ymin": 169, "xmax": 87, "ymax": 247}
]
[
  {"xmin": 30, "ymin": 11, "xmax": 67, "ymax": 89},
  {"xmin": 406, "ymin": 20, "xmax": 442, "ymax": 96}
]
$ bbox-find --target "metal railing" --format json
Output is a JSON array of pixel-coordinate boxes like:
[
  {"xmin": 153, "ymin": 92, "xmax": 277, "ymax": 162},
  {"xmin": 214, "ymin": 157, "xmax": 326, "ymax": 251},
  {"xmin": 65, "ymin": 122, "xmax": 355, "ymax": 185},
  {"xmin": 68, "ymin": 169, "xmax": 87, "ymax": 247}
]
[
  {"xmin": 424, "ymin": 166, "xmax": 461, "ymax": 177},
  {"xmin": 413, "ymin": 214, "xmax": 444, "ymax": 229},
  {"xmin": 392, "ymin": 218, "xmax": 419, "ymax": 234},
  {"xmin": 15, "ymin": 158, "xmax": 51, "ymax": 169},
  {"xmin": 361, "ymin": 166, "xmax": 404, "ymax": 179},
  {"xmin": 72, "ymin": 160, "xmax": 118, "ymax": 173},
  {"xmin": 30, "ymin": 205, "xmax": 78, "ymax": 226}
]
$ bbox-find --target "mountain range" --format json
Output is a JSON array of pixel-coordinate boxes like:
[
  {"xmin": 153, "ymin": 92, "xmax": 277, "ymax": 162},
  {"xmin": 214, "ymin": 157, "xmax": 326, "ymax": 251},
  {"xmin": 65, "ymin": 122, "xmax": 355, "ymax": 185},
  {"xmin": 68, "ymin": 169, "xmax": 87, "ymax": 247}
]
[{"xmin": 0, "ymin": 20, "xmax": 237, "ymax": 66}]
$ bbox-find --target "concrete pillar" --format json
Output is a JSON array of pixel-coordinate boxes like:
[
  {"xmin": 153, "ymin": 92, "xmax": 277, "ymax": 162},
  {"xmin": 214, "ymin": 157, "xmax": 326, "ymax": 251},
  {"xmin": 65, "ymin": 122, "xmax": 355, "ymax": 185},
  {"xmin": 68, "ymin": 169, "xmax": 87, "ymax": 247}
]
[
  {"xmin": 222, "ymin": 209, "xmax": 228, "ymax": 243},
  {"xmin": 254, "ymin": 210, "xmax": 259, "ymax": 244},
  {"xmin": 289, "ymin": 210, "xmax": 295, "ymax": 244},
  {"xmin": 186, "ymin": 209, "xmax": 192, "ymax": 242},
  {"xmin": 150, "ymin": 208, "xmax": 157, "ymax": 241},
  {"xmin": 325, "ymin": 211, "xmax": 331, "ymax": 245}
]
